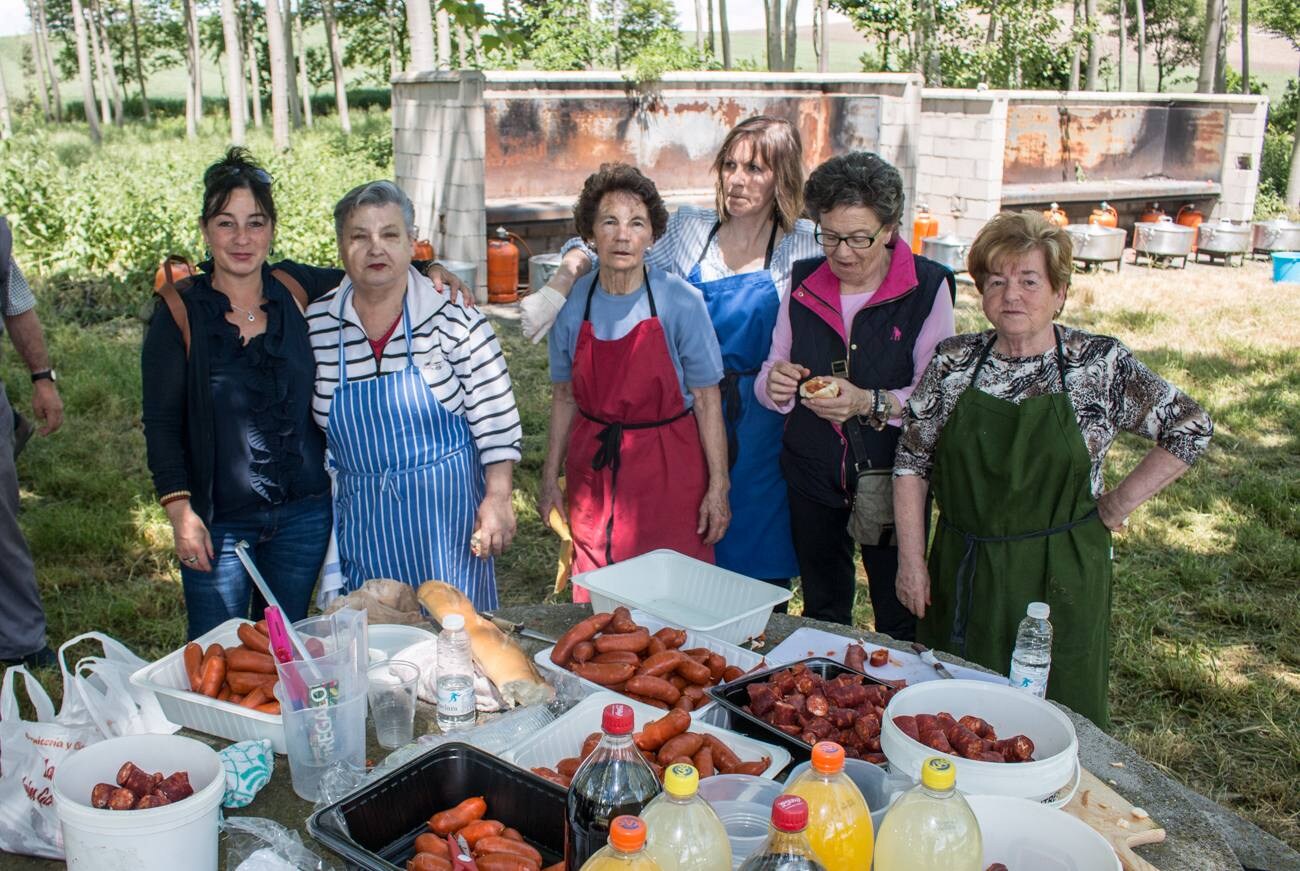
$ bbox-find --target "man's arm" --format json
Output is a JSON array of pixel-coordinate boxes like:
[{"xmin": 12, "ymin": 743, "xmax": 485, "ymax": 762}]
[{"xmin": 4, "ymin": 308, "xmax": 63, "ymax": 435}]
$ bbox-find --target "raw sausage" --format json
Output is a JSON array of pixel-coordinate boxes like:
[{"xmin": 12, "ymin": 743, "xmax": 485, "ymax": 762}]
[
  {"xmin": 198, "ymin": 653, "xmax": 226, "ymax": 698},
  {"xmin": 474, "ymin": 836, "xmax": 542, "ymax": 865},
  {"xmin": 593, "ymin": 629, "xmax": 650, "ymax": 654},
  {"xmin": 407, "ymin": 854, "xmax": 453, "ymax": 871},
  {"xmin": 607, "ymin": 606, "xmax": 639, "ymax": 634},
  {"xmin": 183, "ymin": 643, "xmax": 203, "ymax": 691},
  {"xmin": 237, "ymin": 623, "xmax": 272, "ymax": 654},
  {"xmin": 226, "ymin": 670, "xmax": 276, "ymax": 695},
  {"xmin": 428, "ymin": 796, "xmax": 487, "ymax": 835},
  {"xmin": 571, "ymin": 662, "xmax": 636, "ymax": 686},
  {"xmin": 636, "ymin": 651, "xmax": 685, "ymax": 678},
  {"xmin": 413, "ymin": 833, "xmax": 451, "ymax": 857},
  {"xmin": 703, "ymin": 735, "xmax": 741, "ymax": 773},
  {"xmin": 652, "ymin": 627, "xmax": 687, "ymax": 649},
  {"xmin": 473, "ymin": 855, "xmax": 539, "ymax": 871},
  {"xmin": 456, "ymin": 819, "xmax": 505, "ymax": 847},
  {"xmin": 571, "ymin": 641, "xmax": 595, "ymax": 663},
  {"xmin": 634, "ymin": 708, "xmax": 691, "ymax": 751},
  {"xmin": 656, "ymin": 732, "xmax": 705, "ymax": 765},
  {"xmin": 551, "ymin": 613, "xmax": 614, "ymax": 666},
  {"xmin": 591, "ymin": 650, "xmax": 640, "ymax": 666},
  {"xmin": 721, "ymin": 666, "xmax": 744, "ymax": 683},
  {"xmin": 625, "ymin": 675, "xmax": 681, "ymax": 704},
  {"xmin": 226, "ymin": 647, "xmax": 277, "ymax": 674}
]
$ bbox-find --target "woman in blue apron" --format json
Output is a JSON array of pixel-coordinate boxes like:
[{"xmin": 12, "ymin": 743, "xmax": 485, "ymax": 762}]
[
  {"xmin": 522, "ymin": 117, "xmax": 820, "ymax": 589},
  {"xmin": 307, "ymin": 181, "xmax": 523, "ymax": 611}
]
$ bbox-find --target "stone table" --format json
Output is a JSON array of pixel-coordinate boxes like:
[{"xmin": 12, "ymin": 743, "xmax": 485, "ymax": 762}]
[{"xmin": 10, "ymin": 605, "xmax": 1298, "ymax": 870}]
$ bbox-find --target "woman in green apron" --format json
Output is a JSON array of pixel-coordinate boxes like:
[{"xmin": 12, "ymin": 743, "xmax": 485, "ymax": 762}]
[{"xmin": 892, "ymin": 211, "xmax": 1213, "ymax": 727}]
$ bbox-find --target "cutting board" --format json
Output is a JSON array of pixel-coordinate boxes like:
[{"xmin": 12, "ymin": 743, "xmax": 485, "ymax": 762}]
[
  {"xmin": 765, "ymin": 626, "xmax": 1005, "ymax": 686},
  {"xmin": 1065, "ymin": 767, "xmax": 1167, "ymax": 871}
]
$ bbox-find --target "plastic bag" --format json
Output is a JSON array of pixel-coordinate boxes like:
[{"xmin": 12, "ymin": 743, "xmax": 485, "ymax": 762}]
[
  {"xmin": 58, "ymin": 631, "xmax": 180, "ymax": 737},
  {"xmin": 223, "ymin": 816, "xmax": 338, "ymax": 871},
  {"xmin": 0, "ymin": 666, "xmax": 103, "ymax": 859}
]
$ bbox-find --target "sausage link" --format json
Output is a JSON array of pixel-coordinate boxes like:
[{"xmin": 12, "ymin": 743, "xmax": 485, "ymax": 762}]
[
  {"xmin": 226, "ymin": 670, "xmax": 277, "ymax": 695},
  {"xmin": 407, "ymin": 854, "xmax": 453, "ymax": 871},
  {"xmin": 705, "ymin": 653, "xmax": 727, "ymax": 682},
  {"xmin": 428, "ymin": 796, "xmax": 487, "ymax": 835},
  {"xmin": 226, "ymin": 647, "xmax": 277, "ymax": 674},
  {"xmin": 571, "ymin": 661, "xmax": 636, "ymax": 686},
  {"xmin": 634, "ymin": 708, "xmax": 691, "ymax": 751},
  {"xmin": 236, "ymin": 622, "xmax": 272, "ymax": 654},
  {"xmin": 656, "ymin": 732, "xmax": 705, "ymax": 765},
  {"xmin": 183, "ymin": 643, "xmax": 203, "ymax": 691},
  {"xmin": 692, "ymin": 746, "xmax": 715, "ymax": 778},
  {"xmin": 198, "ymin": 653, "xmax": 226, "ymax": 698},
  {"xmin": 589, "ymin": 650, "xmax": 640, "ymax": 666},
  {"xmin": 593, "ymin": 628, "xmax": 650, "ymax": 654},
  {"xmin": 674, "ymin": 658, "xmax": 711, "ymax": 685},
  {"xmin": 474, "ymin": 835, "xmax": 542, "ymax": 865},
  {"xmin": 474, "ymin": 855, "xmax": 539, "ymax": 871},
  {"xmin": 721, "ymin": 665, "xmax": 745, "ymax": 683},
  {"xmin": 625, "ymin": 675, "xmax": 681, "ymax": 704},
  {"xmin": 456, "ymin": 819, "xmax": 505, "ymax": 847},
  {"xmin": 636, "ymin": 650, "xmax": 685, "ymax": 678},
  {"xmin": 652, "ymin": 627, "xmax": 687, "ymax": 649},
  {"xmin": 550, "ymin": 614, "xmax": 614, "ymax": 666},
  {"xmin": 413, "ymin": 833, "xmax": 451, "ymax": 857},
  {"xmin": 607, "ymin": 606, "xmax": 639, "ymax": 634},
  {"xmin": 571, "ymin": 641, "xmax": 595, "ymax": 663},
  {"xmin": 703, "ymin": 734, "xmax": 741, "ymax": 773}
]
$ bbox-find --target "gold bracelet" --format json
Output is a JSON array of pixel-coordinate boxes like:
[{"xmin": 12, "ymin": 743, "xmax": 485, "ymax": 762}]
[{"xmin": 158, "ymin": 490, "xmax": 191, "ymax": 507}]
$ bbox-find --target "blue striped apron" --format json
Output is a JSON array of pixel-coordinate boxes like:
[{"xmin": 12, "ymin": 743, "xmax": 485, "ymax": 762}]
[{"xmin": 325, "ymin": 288, "xmax": 497, "ymax": 610}]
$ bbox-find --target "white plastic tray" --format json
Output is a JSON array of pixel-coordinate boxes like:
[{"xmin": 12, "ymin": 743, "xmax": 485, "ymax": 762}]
[
  {"xmin": 766, "ymin": 627, "xmax": 1004, "ymax": 686},
  {"xmin": 503, "ymin": 691, "xmax": 790, "ymax": 781},
  {"xmin": 533, "ymin": 610, "xmax": 766, "ymax": 725},
  {"xmin": 130, "ymin": 618, "xmax": 286, "ymax": 754},
  {"xmin": 575, "ymin": 550, "xmax": 792, "ymax": 645}
]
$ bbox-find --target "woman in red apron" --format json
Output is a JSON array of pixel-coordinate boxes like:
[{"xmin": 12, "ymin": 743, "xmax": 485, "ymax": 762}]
[{"xmin": 539, "ymin": 164, "xmax": 730, "ymax": 599}]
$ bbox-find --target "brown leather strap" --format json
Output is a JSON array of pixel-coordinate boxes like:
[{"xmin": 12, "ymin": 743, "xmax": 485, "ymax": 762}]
[
  {"xmin": 154, "ymin": 256, "xmax": 195, "ymax": 357},
  {"xmin": 272, "ymin": 268, "xmax": 308, "ymax": 313}
]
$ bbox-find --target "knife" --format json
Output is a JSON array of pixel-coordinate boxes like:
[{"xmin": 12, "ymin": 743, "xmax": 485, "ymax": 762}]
[
  {"xmin": 911, "ymin": 642, "xmax": 956, "ymax": 679},
  {"xmin": 449, "ymin": 833, "xmax": 478, "ymax": 871},
  {"xmin": 482, "ymin": 612, "xmax": 558, "ymax": 646}
]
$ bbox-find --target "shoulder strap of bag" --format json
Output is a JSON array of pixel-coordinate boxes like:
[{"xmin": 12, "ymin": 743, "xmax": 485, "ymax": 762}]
[
  {"xmin": 1, "ymin": 666, "xmax": 56, "ymax": 724},
  {"xmin": 154, "ymin": 255, "xmax": 194, "ymax": 358},
  {"xmin": 272, "ymin": 267, "xmax": 308, "ymax": 314}
]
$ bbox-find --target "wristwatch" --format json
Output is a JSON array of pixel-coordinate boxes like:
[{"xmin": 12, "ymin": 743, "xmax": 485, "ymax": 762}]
[{"xmin": 30, "ymin": 369, "xmax": 57, "ymax": 384}]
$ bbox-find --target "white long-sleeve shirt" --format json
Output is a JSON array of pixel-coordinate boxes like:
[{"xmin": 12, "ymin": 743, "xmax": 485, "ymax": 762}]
[{"xmin": 307, "ymin": 267, "xmax": 523, "ymax": 466}]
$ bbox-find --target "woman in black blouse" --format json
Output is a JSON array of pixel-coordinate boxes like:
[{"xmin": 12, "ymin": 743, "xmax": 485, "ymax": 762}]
[{"xmin": 142, "ymin": 148, "xmax": 461, "ymax": 639}]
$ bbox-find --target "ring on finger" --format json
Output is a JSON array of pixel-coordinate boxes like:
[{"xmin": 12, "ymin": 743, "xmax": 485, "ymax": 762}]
[{"xmin": 183, "ymin": 555, "xmax": 199, "ymax": 564}]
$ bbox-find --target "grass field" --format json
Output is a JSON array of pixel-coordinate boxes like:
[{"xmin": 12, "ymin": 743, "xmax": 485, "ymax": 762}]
[{"xmin": 1, "ymin": 115, "xmax": 1297, "ymax": 850}]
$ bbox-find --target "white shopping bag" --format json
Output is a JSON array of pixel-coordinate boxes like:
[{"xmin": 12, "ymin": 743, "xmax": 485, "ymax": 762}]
[
  {"xmin": 57, "ymin": 631, "xmax": 179, "ymax": 738},
  {"xmin": 0, "ymin": 666, "xmax": 102, "ymax": 859}
]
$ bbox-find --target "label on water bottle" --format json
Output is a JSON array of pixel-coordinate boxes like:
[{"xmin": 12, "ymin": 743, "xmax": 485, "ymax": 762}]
[
  {"xmin": 437, "ymin": 679, "xmax": 475, "ymax": 717},
  {"xmin": 1009, "ymin": 662, "xmax": 1049, "ymax": 698}
]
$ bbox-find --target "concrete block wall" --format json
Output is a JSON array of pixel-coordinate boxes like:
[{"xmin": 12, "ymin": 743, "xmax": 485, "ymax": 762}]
[
  {"xmin": 917, "ymin": 91, "xmax": 1009, "ymax": 241},
  {"xmin": 1214, "ymin": 98, "xmax": 1269, "ymax": 223},
  {"xmin": 392, "ymin": 70, "xmax": 488, "ymax": 298}
]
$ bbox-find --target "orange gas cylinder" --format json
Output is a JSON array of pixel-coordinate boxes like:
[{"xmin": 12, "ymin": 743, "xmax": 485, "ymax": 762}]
[
  {"xmin": 413, "ymin": 239, "xmax": 435, "ymax": 261},
  {"xmin": 1089, "ymin": 202, "xmax": 1118, "ymax": 228},
  {"xmin": 487, "ymin": 226, "xmax": 531, "ymax": 303},
  {"xmin": 1175, "ymin": 204, "xmax": 1205, "ymax": 252},
  {"xmin": 1139, "ymin": 202, "xmax": 1165, "ymax": 223},
  {"xmin": 912, "ymin": 204, "xmax": 940, "ymax": 244},
  {"xmin": 1043, "ymin": 202, "xmax": 1069, "ymax": 228},
  {"xmin": 153, "ymin": 255, "xmax": 195, "ymax": 290}
]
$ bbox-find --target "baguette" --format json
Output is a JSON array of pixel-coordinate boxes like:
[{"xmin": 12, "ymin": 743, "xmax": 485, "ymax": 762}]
[{"xmin": 416, "ymin": 581, "xmax": 553, "ymax": 707}]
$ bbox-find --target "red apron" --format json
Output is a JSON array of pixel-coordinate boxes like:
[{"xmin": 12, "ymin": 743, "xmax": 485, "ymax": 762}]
[{"xmin": 567, "ymin": 272, "xmax": 713, "ymax": 601}]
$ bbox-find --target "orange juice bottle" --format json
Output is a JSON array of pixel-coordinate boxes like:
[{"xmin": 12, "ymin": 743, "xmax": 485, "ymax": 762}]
[
  {"xmin": 784, "ymin": 742, "xmax": 874, "ymax": 870},
  {"xmin": 580, "ymin": 816, "xmax": 665, "ymax": 870}
]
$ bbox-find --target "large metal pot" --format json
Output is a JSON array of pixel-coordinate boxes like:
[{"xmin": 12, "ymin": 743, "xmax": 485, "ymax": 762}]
[
  {"xmin": 1065, "ymin": 224, "xmax": 1125, "ymax": 262},
  {"xmin": 1196, "ymin": 220, "xmax": 1252, "ymax": 255},
  {"xmin": 1133, "ymin": 218, "xmax": 1195, "ymax": 257},
  {"xmin": 1252, "ymin": 219, "xmax": 1300, "ymax": 253},
  {"xmin": 528, "ymin": 253, "xmax": 562, "ymax": 292},
  {"xmin": 922, "ymin": 234, "xmax": 972, "ymax": 273}
]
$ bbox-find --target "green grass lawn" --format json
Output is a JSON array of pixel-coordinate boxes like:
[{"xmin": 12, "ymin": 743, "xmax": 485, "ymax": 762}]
[{"xmin": 1, "ymin": 115, "xmax": 1297, "ymax": 850}]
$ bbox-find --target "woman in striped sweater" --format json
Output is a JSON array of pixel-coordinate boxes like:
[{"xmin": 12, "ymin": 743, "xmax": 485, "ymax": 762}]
[{"xmin": 307, "ymin": 181, "xmax": 522, "ymax": 610}]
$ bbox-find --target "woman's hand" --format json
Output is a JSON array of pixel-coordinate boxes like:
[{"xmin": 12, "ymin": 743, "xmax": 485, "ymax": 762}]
[
  {"xmin": 424, "ymin": 264, "xmax": 475, "ymax": 307},
  {"xmin": 802, "ymin": 377, "xmax": 873, "ymax": 424},
  {"xmin": 538, "ymin": 476, "xmax": 568, "ymax": 529},
  {"xmin": 697, "ymin": 480, "xmax": 731, "ymax": 546},
  {"xmin": 766, "ymin": 360, "xmax": 810, "ymax": 406},
  {"xmin": 895, "ymin": 555, "xmax": 932, "ymax": 618},
  {"xmin": 1096, "ymin": 490, "xmax": 1130, "ymax": 533},
  {"xmin": 473, "ymin": 492, "xmax": 516, "ymax": 558},
  {"xmin": 166, "ymin": 500, "xmax": 214, "ymax": 572}
]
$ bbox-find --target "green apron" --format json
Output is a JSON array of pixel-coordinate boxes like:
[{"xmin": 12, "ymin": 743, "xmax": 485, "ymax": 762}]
[{"xmin": 917, "ymin": 327, "xmax": 1114, "ymax": 727}]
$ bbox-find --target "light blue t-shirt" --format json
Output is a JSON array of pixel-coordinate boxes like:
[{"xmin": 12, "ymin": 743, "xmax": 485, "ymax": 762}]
[{"xmin": 549, "ymin": 267, "xmax": 724, "ymax": 409}]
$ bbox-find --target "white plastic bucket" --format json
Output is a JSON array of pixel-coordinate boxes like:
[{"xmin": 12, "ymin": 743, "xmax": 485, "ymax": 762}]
[
  {"xmin": 881, "ymin": 679, "xmax": 1080, "ymax": 807},
  {"xmin": 968, "ymin": 795, "xmax": 1121, "ymax": 870},
  {"xmin": 53, "ymin": 733, "xmax": 225, "ymax": 870}
]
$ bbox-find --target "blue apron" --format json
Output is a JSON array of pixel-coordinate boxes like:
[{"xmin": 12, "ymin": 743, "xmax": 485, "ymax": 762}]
[
  {"xmin": 325, "ymin": 288, "xmax": 497, "ymax": 610},
  {"xmin": 688, "ymin": 222, "xmax": 799, "ymax": 580}
]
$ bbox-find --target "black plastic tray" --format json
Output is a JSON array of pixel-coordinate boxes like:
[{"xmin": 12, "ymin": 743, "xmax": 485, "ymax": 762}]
[
  {"xmin": 706, "ymin": 656, "xmax": 894, "ymax": 762},
  {"xmin": 307, "ymin": 742, "xmax": 566, "ymax": 870}
]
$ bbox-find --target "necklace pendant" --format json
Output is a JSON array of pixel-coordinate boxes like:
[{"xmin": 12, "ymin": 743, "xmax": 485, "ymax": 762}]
[{"xmin": 246, "ymin": 311, "xmax": 256, "ymax": 322}]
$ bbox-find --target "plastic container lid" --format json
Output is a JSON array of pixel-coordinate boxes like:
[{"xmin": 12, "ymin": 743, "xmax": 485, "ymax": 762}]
[
  {"xmin": 770, "ymin": 795, "xmax": 808, "ymax": 832},
  {"xmin": 664, "ymin": 763, "xmax": 699, "ymax": 797},
  {"xmin": 609, "ymin": 815, "xmax": 646, "ymax": 851},
  {"xmin": 602, "ymin": 703, "xmax": 634, "ymax": 735},
  {"xmin": 810, "ymin": 741, "xmax": 845, "ymax": 774},
  {"xmin": 1027, "ymin": 602, "xmax": 1050, "ymax": 619},
  {"xmin": 443, "ymin": 613, "xmax": 465, "ymax": 631},
  {"xmin": 921, "ymin": 757, "xmax": 956, "ymax": 791}
]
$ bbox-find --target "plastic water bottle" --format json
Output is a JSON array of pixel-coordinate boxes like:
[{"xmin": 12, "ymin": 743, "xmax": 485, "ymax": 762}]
[
  {"xmin": 436, "ymin": 613, "xmax": 476, "ymax": 732},
  {"xmin": 1008, "ymin": 601, "xmax": 1053, "ymax": 698}
]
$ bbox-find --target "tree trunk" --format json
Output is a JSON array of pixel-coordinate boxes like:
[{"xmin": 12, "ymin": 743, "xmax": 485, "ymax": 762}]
[
  {"xmin": 387, "ymin": 0, "xmax": 401, "ymax": 77},
  {"xmin": 784, "ymin": 0, "xmax": 798, "ymax": 70},
  {"xmin": 1135, "ymin": 0, "xmax": 1146, "ymax": 89},
  {"xmin": 36, "ymin": 0, "xmax": 64, "ymax": 121},
  {"xmin": 471, "ymin": 22, "xmax": 482, "ymax": 66},
  {"xmin": 92, "ymin": 0, "xmax": 124, "ymax": 124},
  {"xmin": 1288, "ymin": 58, "xmax": 1300, "ymax": 207},
  {"xmin": 455, "ymin": 25, "xmax": 467, "ymax": 68},
  {"xmin": 1118, "ymin": 0, "xmax": 1126, "ymax": 89},
  {"xmin": 1084, "ymin": 0, "xmax": 1099, "ymax": 88},
  {"xmin": 694, "ymin": 0, "xmax": 705, "ymax": 50},
  {"xmin": 181, "ymin": 0, "xmax": 200, "ymax": 137},
  {"xmin": 765, "ymin": 0, "xmax": 784, "ymax": 71},
  {"xmin": 0, "ymin": 66, "xmax": 12, "ymax": 138},
  {"xmin": 127, "ymin": 0, "xmax": 150, "ymax": 120},
  {"xmin": 1069, "ymin": 0, "xmax": 1081, "ymax": 89},
  {"xmin": 719, "ymin": 0, "xmax": 732, "ymax": 68},
  {"xmin": 408, "ymin": 0, "xmax": 436, "ymax": 70},
  {"xmin": 69, "ymin": 0, "xmax": 102, "ymax": 140},
  {"xmin": 26, "ymin": 0, "xmax": 51, "ymax": 121},
  {"xmin": 86, "ymin": 2, "xmax": 112, "ymax": 125},
  {"xmin": 283, "ymin": 0, "xmax": 302, "ymax": 127},
  {"xmin": 817, "ymin": 0, "xmax": 829, "ymax": 72},
  {"xmin": 321, "ymin": 0, "xmax": 350, "ymax": 133},
  {"xmin": 221, "ymin": 0, "xmax": 246, "ymax": 143},
  {"xmin": 1196, "ymin": 0, "xmax": 1220, "ymax": 92},
  {"xmin": 295, "ymin": 7, "xmax": 312, "ymax": 125},
  {"xmin": 1213, "ymin": 0, "xmax": 1228, "ymax": 92},
  {"xmin": 245, "ymin": 8, "xmax": 264, "ymax": 128},
  {"xmin": 707, "ymin": 0, "xmax": 715, "ymax": 54},
  {"xmin": 264, "ymin": 0, "xmax": 291, "ymax": 151},
  {"xmin": 436, "ymin": 5, "xmax": 452, "ymax": 68},
  {"xmin": 986, "ymin": 2, "xmax": 998, "ymax": 44},
  {"xmin": 1238, "ymin": 0, "xmax": 1248, "ymax": 93}
]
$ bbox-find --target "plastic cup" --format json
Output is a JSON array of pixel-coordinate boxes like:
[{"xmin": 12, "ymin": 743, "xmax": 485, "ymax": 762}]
[
  {"xmin": 274, "ymin": 683, "xmax": 367, "ymax": 801},
  {"xmin": 368, "ymin": 659, "xmax": 419, "ymax": 749}
]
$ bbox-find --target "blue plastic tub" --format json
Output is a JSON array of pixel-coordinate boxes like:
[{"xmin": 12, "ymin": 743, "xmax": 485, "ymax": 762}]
[{"xmin": 1273, "ymin": 252, "xmax": 1300, "ymax": 283}]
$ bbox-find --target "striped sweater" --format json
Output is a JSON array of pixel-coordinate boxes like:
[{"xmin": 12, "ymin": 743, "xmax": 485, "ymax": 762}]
[{"xmin": 307, "ymin": 267, "xmax": 523, "ymax": 466}]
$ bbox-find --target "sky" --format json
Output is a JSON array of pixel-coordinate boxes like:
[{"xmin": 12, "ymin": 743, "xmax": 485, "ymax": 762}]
[{"xmin": 0, "ymin": 0, "xmax": 845, "ymax": 38}]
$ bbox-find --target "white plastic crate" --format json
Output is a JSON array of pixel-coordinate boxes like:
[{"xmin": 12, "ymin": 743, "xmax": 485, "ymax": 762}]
[
  {"xmin": 534, "ymin": 610, "xmax": 765, "ymax": 726},
  {"xmin": 575, "ymin": 550, "xmax": 792, "ymax": 645},
  {"xmin": 503, "ymin": 691, "xmax": 790, "ymax": 780},
  {"xmin": 130, "ymin": 618, "xmax": 286, "ymax": 753}
]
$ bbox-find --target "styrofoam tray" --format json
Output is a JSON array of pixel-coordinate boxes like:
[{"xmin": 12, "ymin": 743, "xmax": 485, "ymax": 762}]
[
  {"xmin": 574, "ymin": 549, "xmax": 792, "ymax": 645},
  {"xmin": 503, "ymin": 692, "xmax": 790, "ymax": 780},
  {"xmin": 130, "ymin": 618, "xmax": 286, "ymax": 754},
  {"xmin": 533, "ymin": 610, "xmax": 766, "ymax": 725},
  {"xmin": 766, "ymin": 627, "xmax": 1004, "ymax": 686}
]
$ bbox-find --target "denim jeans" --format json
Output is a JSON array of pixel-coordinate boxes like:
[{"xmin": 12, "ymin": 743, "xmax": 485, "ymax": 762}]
[{"xmin": 181, "ymin": 493, "xmax": 332, "ymax": 640}]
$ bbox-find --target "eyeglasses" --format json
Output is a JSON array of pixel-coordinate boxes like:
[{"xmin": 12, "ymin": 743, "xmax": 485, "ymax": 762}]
[{"xmin": 815, "ymin": 226, "xmax": 886, "ymax": 251}]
